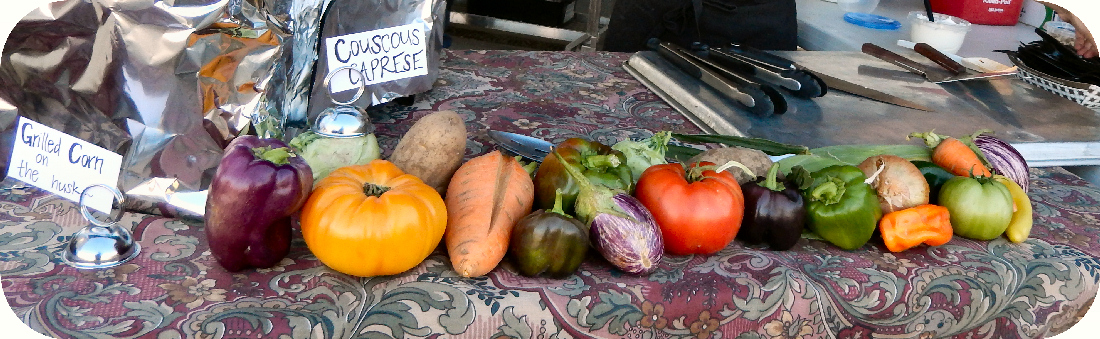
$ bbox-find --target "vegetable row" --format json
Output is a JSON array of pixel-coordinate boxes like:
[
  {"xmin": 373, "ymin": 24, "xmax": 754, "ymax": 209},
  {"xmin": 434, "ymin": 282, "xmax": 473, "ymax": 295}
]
[{"xmin": 201, "ymin": 111, "xmax": 1035, "ymax": 282}]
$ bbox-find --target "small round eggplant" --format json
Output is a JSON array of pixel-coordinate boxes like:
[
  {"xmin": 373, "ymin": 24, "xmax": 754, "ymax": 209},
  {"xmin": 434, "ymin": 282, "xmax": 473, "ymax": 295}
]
[{"xmin": 509, "ymin": 209, "xmax": 589, "ymax": 279}]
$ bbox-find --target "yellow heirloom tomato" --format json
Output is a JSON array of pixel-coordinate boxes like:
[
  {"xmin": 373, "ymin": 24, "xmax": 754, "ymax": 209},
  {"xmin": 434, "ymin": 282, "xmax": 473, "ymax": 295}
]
[{"xmin": 300, "ymin": 159, "xmax": 447, "ymax": 277}]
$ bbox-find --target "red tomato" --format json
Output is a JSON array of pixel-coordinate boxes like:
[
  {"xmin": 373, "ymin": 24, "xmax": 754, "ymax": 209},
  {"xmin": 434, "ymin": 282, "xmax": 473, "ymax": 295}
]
[{"xmin": 634, "ymin": 162, "xmax": 745, "ymax": 255}]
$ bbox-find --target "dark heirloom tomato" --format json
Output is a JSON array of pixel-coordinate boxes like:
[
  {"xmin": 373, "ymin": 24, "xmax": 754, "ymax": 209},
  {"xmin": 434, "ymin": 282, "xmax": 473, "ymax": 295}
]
[
  {"xmin": 633, "ymin": 161, "xmax": 744, "ymax": 255},
  {"xmin": 509, "ymin": 191, "xmax": 589, "ymax": 278},
  {"xmin": 534, "ymin": 138, "xmax": 633, "ymax": 215}
]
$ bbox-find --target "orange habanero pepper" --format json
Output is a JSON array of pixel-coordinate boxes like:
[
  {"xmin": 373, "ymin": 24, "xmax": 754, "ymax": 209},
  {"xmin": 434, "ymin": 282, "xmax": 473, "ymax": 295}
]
[{"xmin": 879, "ymin": 204, "xmax": 953, "ymax": 252}]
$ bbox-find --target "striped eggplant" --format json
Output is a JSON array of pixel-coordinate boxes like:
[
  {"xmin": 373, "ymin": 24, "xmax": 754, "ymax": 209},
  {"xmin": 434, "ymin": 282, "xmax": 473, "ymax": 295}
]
[
  {"xmin": 590, "ymin": 194, "xmax": 664, "ymax": 275},
  {"xmin": 973, "ymin": 134, "xmax": 1029, "ymax": 193}
]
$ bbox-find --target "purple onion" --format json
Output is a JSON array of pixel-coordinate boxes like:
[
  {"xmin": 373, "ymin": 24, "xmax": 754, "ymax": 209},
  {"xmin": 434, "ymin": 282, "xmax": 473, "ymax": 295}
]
[
  {"xmin": 974, "ymin": 134, "xmax": 1029, "ymax": 193},
  {"xmin": 590, "ymin": 193, "xmax": 664, "ymax": 275}
]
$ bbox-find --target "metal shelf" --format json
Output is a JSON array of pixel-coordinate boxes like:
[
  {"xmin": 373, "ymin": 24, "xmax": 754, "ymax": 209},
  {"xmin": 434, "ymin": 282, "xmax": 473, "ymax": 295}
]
[{"xmin": 448, "ymin": 0, "xmax": 609, "ymax": 51}]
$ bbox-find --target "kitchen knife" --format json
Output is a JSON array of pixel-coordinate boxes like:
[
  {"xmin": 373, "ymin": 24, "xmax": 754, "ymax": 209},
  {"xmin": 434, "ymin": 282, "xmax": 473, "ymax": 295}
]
[
  {"xmin": 862, "ymin": 43, "xmax": 937, "ymax": 78},
  {"xmin": 708, "ymin": 45, "xmax": 827, "ymax": 98},
  {"xmin": 806, "ymin": 69, "xmax": 936, "ymax": 112},
  {"xmin": 913, "ymin": 43, "xmax": 966, "ymax": 75},
  {"xmin": 678, "ymin": 47, "xmax": 789, "ymax": 114},
  {"xmin": 897, "ymin": 39, "xmax": 1014, "ymax": 73},
  {"xmin": 487, "ymin": 130, "xmax": 553, "ymax": 163},
  {"xmin": 733, "ymin": 46, "xmax": 934, "ymax": 111},
  {"xmin": 648, "ymin": 40, "xmax": 777, "ymax": 116},
  {"xmin": 862, "ymin": 43, "xmax": 1016, "ymax": 83}
]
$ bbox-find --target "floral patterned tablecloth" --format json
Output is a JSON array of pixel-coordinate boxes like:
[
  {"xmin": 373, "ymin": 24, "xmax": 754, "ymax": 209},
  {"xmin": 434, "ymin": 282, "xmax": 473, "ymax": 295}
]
[{"xmin": 2, "ymin": 50, "xmax": 1099, "ymax": 339}]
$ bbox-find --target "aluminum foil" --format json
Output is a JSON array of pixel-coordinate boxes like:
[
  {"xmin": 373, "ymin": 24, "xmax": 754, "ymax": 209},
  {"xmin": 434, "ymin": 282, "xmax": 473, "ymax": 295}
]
[
  {"xmin": 302, "ymin": 0, "xmax": 446, "ymax": 130},
  {"xmin": 0, "ymin": 0, "xmax": 331, "ymax": 219}
]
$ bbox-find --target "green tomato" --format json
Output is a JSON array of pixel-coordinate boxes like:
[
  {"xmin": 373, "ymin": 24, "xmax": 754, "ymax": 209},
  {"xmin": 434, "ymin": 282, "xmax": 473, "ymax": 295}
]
[{"xmin": 938, "ymin": 176, "xmax": 1014, "ymax": 240}]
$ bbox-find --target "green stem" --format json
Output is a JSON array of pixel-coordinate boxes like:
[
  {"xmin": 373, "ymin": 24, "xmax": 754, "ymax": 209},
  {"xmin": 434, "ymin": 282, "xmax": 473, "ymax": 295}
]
[
  {"xmin": 907, "ymin": 130, "xmax": 948, "ymax": 149},
  {"xmin": 966, "ymin": 129, "xmax": 995, "ymax": 141},
  {"xmin": 252, "ymin": 146, "xmax": 295, "ymax": 165},
  {"xmin": 687, "ymin": 164, "xmax": 708, "ymax": 182},
  {"xmin": 810, "ymin": 177, "xmax": 845, "ymax": 205},
  {"xmin": 550, "ymin": 189, "xmax": 571, "ymax": 217},
  {"xmin": 515, "ymin": 156, "xmax": 538, "ymax": 177},
  {"xmin": 647, "ymin": 131, "xmax": 672, "ymax": 154},
  {"xmin": 762, "ymin": 163, "xmax": 783, "ymax": 191},
  {"xmin": 363, "ymin": 183, "xmax": 391, "ymax": 197},
  {"xmin": 553, "ymin": 149, "xmax": 595, "ymax": 192},
  {"xmin": 688, "ymin": 161, "xmax": 754, "ymax": 183},
  {"xmin": 582, "ymin": 154, "xmax": 621, "ymax": 170}
]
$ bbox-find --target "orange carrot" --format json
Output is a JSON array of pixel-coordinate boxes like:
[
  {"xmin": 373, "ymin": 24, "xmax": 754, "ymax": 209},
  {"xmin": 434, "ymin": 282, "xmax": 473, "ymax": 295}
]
[
  {"xmin": 444, "ymin": 150, "xmax": 535, "ymax": 277},
  {"xmin": 909, "ymin": 131, "xmax": 991, "ymax": 177}
]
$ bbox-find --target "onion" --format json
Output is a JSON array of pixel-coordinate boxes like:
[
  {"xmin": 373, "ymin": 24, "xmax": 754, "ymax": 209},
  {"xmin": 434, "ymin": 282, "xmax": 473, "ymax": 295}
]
[
  {"xmin": 590, "ymin": 194, "xmax": 664, "ymax": 275},
  {"xmin": 973, "ymin": 134, "xmax": 1029, "ymax": 193},
  {"xmin": 857, "ymin": 154, "xmax": 930, "ymax": 214}
]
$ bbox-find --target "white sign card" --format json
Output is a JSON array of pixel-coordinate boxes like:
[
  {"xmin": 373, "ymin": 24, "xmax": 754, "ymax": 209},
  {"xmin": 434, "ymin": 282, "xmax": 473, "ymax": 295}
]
[
  {"xmin": 324, "ymin": 23, "xmax": 430, "ymax": 93},
  {"xmin": 7, "ymin": 116, "xmax": 123, "ymax": 213}
]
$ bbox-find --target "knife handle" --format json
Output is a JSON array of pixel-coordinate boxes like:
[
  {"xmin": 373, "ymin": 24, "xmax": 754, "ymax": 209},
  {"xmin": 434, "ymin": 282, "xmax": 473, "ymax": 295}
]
[
  {"xmin": 914, "ymin": 43, "xmax": 965, "ymax": 75},
  {"xmin": 702, "ymin": 50, "xmax": 759, "ymax": 77},
  {"xmin": 653, "ymin": 43, "xmax": 704, "ymax": 79},
  {"xmin": 652, "ymin": 41, "xmax": 759, "ymax": 107},
  {"xmin": 726, "ymin": 44, "xmax": 798, "ymax": 70},
  {"xmin": 861, "ymin": 43, "xmax": 929, "ymax": 77}
]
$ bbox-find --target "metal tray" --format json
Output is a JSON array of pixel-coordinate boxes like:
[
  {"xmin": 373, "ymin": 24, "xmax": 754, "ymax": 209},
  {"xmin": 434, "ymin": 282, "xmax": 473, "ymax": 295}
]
[{"xmin": 624, "ymin": 50, "xmax": 1100, "ymax": 167}]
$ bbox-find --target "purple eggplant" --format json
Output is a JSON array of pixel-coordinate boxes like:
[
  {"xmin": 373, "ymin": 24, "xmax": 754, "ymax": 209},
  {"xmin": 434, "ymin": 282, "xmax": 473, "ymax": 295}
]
[
  {"xmin": 590, "ymin": 194, "xmax": 664, "ymax": 275},
  {"xmin": 973, "ymin": 133, "xmax": 1029, "ymax": 193},
  {"xmin": 548, "ymin": 149, "xmax": 663, "ymax": 275},
  {"xmin": 204, "ymin": 135, "xmax": 313, "ymax": 272},
  {"xmin": 738, "ymin": 164, "xmax": 807, "ymax": 251}
]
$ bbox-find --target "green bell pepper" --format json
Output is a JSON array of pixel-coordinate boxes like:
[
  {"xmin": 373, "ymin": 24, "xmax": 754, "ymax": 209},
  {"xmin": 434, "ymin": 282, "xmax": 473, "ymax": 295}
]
[
  {"xmin": 533, "ymin": 138, "xmax": 633, "ymax": 215},
  {"xmin": 804, "ymin": 165, "xmax": 883, "ymax": 250}
]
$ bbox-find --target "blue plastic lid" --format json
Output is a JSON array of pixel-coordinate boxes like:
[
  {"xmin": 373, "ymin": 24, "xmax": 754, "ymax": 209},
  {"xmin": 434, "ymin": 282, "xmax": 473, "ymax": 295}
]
[{"xmin": 843, "ymin": 12, "xmax": 901, "ymax": 30}]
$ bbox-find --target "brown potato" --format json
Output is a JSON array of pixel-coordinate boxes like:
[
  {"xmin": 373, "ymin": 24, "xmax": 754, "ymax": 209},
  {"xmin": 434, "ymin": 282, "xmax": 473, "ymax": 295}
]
[
  {"xmin": 389, "ymin": 110, "xmax": 468, "ymax": 195},
  {"xmin": 687, "ymin": 146, "xmax": 773, "ymax": 184},
  {"xmin": 858, "ymin": 154, "xmax": 929, "ymax": 214}
]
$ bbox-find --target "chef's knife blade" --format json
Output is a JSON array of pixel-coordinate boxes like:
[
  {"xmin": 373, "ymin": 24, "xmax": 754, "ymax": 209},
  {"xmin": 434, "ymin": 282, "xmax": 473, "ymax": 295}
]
[
  {"xmin": 933, "ymin": 67, "xmax": 1017, "ymax": 83},
  {"xmin": 804, "ymin": 68, "xmax": 936, "ymax": 112},
  {"xmin": 487, "ymin": 130, "xmax": 552, "ymax": 163}
]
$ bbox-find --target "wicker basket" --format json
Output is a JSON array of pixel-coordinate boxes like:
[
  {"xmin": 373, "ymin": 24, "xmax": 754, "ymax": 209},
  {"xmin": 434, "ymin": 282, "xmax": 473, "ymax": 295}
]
[{"xmin": 1009, "ymin": 54, "xmax": 1100, "ymax": 111}]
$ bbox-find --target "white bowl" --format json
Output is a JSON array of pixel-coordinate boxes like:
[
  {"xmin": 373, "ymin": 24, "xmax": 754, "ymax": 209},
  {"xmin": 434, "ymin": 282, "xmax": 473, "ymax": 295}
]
[{"xmin": 909, "ymin": 11, "xmax": 972, "ymax": 55}]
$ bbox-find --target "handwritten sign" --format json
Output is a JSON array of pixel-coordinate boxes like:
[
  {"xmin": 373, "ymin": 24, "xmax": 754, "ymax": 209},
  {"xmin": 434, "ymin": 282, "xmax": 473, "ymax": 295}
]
[
  {"xmin": 7, "ymin": 117, "xmax": 123, "ymax": 213},
  {"xmin": 324, "ymin": 23, "xmax": 429, "ymax": 93}
]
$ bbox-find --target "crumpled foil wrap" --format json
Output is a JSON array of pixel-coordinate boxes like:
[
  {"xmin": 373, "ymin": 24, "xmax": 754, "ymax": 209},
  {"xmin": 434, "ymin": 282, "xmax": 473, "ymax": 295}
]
[
  {"xmin": 300, "ymin": 0, "xmax": 446, "ymax": 129},
  {"xmin": 0, "ymin": 0, "xmax": 333, "ymax": 220}
]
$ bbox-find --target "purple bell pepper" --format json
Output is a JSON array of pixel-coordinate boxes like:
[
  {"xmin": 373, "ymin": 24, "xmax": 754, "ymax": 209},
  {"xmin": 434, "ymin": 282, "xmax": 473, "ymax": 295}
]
[{"xmin": 204, "ymin": 135, "xmax": 313, "ymax": 272}]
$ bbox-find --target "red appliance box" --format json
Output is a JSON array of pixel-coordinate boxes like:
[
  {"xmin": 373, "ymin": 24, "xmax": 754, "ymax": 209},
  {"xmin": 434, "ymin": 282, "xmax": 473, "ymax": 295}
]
[{"xmin": 929, "ymin": 0, "xmax": 1026, "ymax": 26}]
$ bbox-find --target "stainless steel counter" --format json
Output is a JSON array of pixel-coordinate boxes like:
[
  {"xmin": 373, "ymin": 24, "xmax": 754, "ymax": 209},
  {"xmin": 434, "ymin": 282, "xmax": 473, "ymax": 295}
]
[
  {"xmin": 795, "ymin": 0, "xmax": 1040, "ymax": 65},
  {"xmin": 625, "ymin": 50, "xmax": 1100, "ymax": 167}
]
